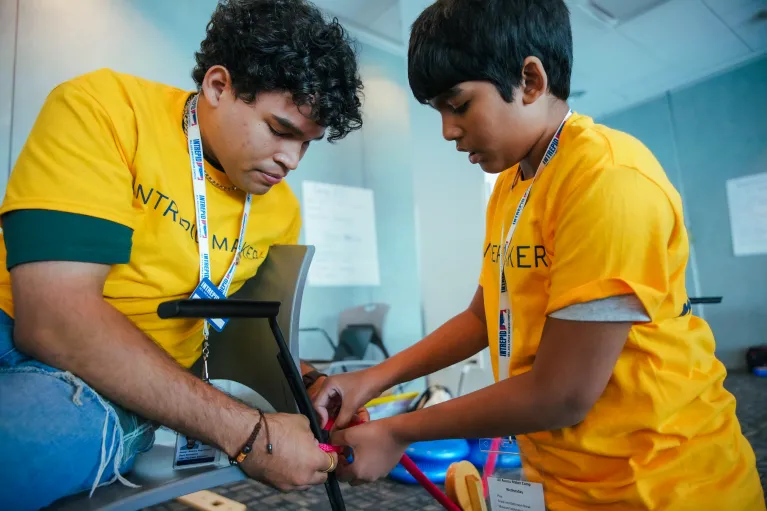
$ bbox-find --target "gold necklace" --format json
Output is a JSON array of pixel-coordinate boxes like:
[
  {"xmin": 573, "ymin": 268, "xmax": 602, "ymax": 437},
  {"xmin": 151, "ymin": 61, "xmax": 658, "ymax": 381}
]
[
  {"xmin": 182, "ymin": 94, "xmax": 238, "ymax": 192},
  {"xmin": 205, "ymin": 171, "xmax": 237, "ymax": 192}
]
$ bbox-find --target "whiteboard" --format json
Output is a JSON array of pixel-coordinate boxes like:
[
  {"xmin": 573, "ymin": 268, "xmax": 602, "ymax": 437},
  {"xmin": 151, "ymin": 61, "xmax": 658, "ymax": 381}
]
[
  {"xmin": 302, "ymin": 181, "xmax": 381, "ymax": 286},
  {"xmin": 726, "ymin": 172, "xmax": 767, "ymax": 257}
]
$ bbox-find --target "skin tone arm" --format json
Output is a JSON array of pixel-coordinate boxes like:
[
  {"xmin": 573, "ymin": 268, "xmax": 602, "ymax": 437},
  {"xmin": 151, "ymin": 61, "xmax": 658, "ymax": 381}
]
[
  {"xmin": 331, "ymin": 317, "xmax": 632, "ymax": 484},
  {"xmin": 313, "ymin": 285, "xmax": 489, "ymax": 428},
  {"xmin": 12, "ymin": 261, "xmax": 335, "ymax": 491}
]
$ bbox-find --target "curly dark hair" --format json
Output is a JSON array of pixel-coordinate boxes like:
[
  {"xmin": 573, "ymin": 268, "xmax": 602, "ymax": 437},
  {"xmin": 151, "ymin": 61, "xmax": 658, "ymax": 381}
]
[{"xmin": 193, "ymin": 0, "xmax": 363, "ymax": 142}]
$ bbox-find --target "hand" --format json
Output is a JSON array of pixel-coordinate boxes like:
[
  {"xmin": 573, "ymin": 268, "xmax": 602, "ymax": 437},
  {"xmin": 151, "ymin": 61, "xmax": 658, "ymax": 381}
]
[
  {"xmin": 239, "ymin": 412, "xmax": 338, "ymax": 492},
  {"xmin": 330, "ymin": 419, "xmax": 408, "ymax": 485},
  {"xmin": 312, "ymin": 369, "xmax": 385, "ymax": 429},
  {"xmin": 307, "ymin": 376, "xmax": 370, "ymax": 425}
]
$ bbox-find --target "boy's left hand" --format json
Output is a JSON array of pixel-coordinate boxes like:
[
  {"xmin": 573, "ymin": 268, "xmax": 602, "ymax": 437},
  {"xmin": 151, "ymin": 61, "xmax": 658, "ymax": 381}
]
[
  {"xmin": 307, "ymin": 376, "xmax": 370, "ymax": 424},
  {"xmin": 330, "ymin": 419, "xmax": 407, "ymax": 485}
]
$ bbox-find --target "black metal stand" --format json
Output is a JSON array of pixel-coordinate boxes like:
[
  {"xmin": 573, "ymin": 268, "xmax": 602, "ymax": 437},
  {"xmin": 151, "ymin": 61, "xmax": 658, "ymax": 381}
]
[{"xmin": 158, "ymin": 298, "xmax": 346, "ymax": 511}]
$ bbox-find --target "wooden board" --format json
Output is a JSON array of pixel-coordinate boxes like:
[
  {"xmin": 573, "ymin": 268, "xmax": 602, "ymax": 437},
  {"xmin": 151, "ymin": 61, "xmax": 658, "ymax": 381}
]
[{"xmin": 176, "ymin": 490, "xmax": 246, "ymax": 511}]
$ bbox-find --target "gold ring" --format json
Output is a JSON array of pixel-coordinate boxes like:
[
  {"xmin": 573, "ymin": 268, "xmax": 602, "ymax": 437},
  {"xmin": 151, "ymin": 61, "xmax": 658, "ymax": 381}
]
[{"xmin": 322, "ymin": 452, "xmax": 336, "ymax": 473}]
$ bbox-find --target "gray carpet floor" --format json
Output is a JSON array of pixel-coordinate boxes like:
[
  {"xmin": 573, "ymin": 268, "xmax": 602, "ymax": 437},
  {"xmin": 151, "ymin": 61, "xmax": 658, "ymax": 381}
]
[{"xmin": 148, "ymin": 371, "xmax": 766, "ymax": 510}]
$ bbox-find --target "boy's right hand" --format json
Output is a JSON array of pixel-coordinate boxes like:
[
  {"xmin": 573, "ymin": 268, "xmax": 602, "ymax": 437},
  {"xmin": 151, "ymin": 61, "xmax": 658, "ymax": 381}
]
[
  {"xmin": 312, "ymin": 367, "xmax": 387, "ymax": 429},
  {"xmin": 239, "ymin": 412, "xmax": 337, "ymax": 492}
]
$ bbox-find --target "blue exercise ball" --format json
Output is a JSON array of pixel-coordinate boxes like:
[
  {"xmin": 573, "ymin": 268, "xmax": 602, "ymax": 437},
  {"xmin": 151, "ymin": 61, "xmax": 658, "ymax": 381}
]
[
  {"xmin": 389, "ymin": 458, "xmax": 452, "ymax": 484},
  {"xmin": 389, "ymin": 439, "xmax": 471, "ymax": 484},
  {"xmin": 405, "ymin": 439, "xmax": 471, "ymax": 462}
]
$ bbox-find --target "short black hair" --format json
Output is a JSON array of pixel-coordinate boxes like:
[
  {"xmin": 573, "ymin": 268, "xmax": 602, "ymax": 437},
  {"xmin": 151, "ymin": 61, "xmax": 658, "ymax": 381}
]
[
  {"xmin": 408, "ymin": 0, "xmax": 572, "ymax": 104},
  {"xmin": 193, "ymin": 0, "xmax": 363, "ymax": 142}
]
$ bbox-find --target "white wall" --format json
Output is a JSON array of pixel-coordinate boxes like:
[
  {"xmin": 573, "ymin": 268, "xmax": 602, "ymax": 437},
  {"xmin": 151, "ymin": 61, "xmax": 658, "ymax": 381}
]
[{"xmin": 0, "ymin": 0, "xmax": 17, "ymax": 198}]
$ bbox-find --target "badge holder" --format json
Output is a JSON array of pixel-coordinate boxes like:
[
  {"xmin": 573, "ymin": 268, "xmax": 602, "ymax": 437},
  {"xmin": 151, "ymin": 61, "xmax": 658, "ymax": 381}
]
[
  {"xmin": 157, "ymin": 298, "xmax": 347, "ymax": 511},
  {"xmin": 172, "ymin": 434, "xmax": 223, "ymax": 470},
  {"xmin": 480, "ymin": 437, "xmax": 546, "ymax": 511}
]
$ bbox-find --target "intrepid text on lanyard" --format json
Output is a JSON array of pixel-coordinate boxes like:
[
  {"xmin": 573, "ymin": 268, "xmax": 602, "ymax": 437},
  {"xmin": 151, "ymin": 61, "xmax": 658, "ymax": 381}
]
[
  {"xmin": 497, "ymin": 110, "xmax": 572, "ymax": 382},
  {"xmin": 186, "ymin": 93, "xmax": 253, "ymax": 382}
]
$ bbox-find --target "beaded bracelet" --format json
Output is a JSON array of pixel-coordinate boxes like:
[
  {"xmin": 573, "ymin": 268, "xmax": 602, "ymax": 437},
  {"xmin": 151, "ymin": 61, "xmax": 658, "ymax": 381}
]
[{"xmin": 229, "ymin": 408, "xmax": 272, "ymax": 465}]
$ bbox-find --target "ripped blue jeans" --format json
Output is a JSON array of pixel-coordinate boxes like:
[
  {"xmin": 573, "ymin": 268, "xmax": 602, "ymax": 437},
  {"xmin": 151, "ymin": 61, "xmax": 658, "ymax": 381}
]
[{"xmin": 0, "ymin": 310, "xmax": 156, "ymax": 511}]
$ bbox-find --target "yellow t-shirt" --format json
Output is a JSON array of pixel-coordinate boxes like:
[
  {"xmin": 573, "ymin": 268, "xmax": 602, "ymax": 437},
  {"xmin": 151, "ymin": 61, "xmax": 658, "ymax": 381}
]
[
  {"xmin": 0, "ymin": 69, "xmax": 301, "ymax": 367},
  {"xmin": 480, "ymin": 112, "xmax": 764, "ymax": 510}
]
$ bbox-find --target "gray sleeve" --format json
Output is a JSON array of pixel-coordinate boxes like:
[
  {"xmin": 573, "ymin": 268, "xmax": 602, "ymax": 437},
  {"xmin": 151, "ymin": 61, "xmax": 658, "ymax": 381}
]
[{"xmin": 548, "ymin": 294, "xmax": 650, "ymax": 322}]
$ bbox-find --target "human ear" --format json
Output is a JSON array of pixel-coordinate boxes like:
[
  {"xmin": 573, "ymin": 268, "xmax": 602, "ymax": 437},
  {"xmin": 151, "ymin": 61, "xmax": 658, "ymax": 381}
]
[
  {"xmin": 519, "ymin": 56, "xmax": 548, "ymax": 105},
  {"xmin": 201, "ymin": 65, "xmax": 232, "ymax": 108}
]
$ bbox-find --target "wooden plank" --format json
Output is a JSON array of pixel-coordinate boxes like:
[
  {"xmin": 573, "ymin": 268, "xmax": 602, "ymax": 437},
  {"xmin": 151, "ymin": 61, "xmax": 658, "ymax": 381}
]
[{"xmin": 176, "ymin": 490, "xmax": 246, "ymax": 511}]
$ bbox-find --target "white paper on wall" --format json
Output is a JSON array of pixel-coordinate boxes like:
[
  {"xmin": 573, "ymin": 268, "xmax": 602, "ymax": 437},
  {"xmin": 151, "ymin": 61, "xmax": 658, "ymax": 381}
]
[
  {"xmin": 302, "ymin": 181, "xmax": 381, "ymax": 286},
  {"xmin": 726, "ymin": 172, "xmax": 767, "ymax": 257}
]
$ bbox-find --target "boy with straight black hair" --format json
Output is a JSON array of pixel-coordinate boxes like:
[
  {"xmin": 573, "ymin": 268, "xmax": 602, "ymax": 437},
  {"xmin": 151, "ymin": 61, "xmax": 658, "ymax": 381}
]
[{"xmin": 313, "ymin": 1, "xmax": 766, "ymax": 509}]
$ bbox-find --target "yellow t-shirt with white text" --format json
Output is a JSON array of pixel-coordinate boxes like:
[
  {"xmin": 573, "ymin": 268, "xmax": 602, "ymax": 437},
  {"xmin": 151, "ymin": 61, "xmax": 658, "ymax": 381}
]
[
  {"xmin": 0, "ymin": 69, "xmax": 301, "ymax": 367},
  {"xmin": 480, "ymin": 112, "xmax": 764, "ymax": 510}
]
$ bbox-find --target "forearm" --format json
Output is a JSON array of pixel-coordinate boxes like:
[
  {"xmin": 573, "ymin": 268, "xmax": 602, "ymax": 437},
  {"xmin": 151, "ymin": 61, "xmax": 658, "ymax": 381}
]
[
  {"xmin": 374, "ymin": 308, "xmax": 487, "ymax": 390},
  {"xmin": 385, "ymin": 371, "xmax": 584, "ymax": 443},
  {"xmin": 14, "ymin": 295, "xmax": 256, "ymax": 457}
]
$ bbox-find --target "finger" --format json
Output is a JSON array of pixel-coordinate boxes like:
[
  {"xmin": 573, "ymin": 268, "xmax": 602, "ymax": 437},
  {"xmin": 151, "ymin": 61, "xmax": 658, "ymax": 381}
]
[
  {"xmin": 329, "ymin": 428, "xmax": 349, "ymax": 448},
  {"xmin": 354, "ymin": 407, "xmax": 370, "ymax": 423},
  {"xmin": 315, "ymin": 405, "xmax": 329, "ymax": 429},
  {"xmin": 335, "ymin": 464, "xmax": 356, "ymax": 483},
  {"xmin": 312, "ymin": 386, "xmax": 340, "ymax": 428},
  {"xmin": 326, "ymin": 452, "xmax": 340, "ymax": 472},
  {"xmin": 312, "ymin": 449, "xmax": 339, "ymax": 474},
  {"xmin": 335, "ymin": 403, "xmax": 358, "ymax": 430},
  {"xmin": 309, "ymin": 470, "xmax": 329, "ymax": 486}
]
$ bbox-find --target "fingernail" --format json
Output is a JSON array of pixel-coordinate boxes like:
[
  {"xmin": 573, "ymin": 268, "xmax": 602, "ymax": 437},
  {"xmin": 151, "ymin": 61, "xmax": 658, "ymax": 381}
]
[{"xmin": 343, "ymin": 447, "xmax": 354, "ymax": 464}]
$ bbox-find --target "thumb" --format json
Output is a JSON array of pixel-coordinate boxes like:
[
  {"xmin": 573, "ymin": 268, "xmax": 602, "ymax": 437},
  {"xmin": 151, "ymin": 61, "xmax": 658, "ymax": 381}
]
[
  {"xmin": 312, "ymin": 395, "xmax": 329, "ymax": 429},
  {"xmin": 334, "ymin": 399, "xmax": 359, "ymax": 430},
  {"xmin": 330, "ymin": 427, "xmax": 351, "ymax": 448},
  {"xmin": 312, "ymin": 383, "xmax": 336, "ymax": 429}
]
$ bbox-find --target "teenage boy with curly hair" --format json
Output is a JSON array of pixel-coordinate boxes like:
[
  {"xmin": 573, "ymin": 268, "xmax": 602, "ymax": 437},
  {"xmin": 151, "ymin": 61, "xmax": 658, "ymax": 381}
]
[
  {"xmin": 314, "ymin": 1, "xmax": 765, "ymax": 509},
  {"xmin": 0, "ymin": 1, "xmax": 363, "ymax": 509}
]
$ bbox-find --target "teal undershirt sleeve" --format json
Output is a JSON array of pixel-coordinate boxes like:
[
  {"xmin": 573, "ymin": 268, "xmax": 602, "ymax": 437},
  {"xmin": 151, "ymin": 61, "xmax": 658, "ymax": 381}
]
[{"xmin": 3, "ymin": 209, "xmax": 133, "ymax": 271}]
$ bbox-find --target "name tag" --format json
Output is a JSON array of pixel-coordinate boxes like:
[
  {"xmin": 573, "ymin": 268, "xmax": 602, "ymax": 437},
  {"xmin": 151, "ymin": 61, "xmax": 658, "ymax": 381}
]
[
  {"xmin": 488, "ymin": 477, "xmax": 546, "ymax": 511},
  {"xmin": 173, "ymin": 433, "xmax": 222, "ymax": 470},
  {"xmin": 190, "ymin": 277, "xmax": 229, "ymax": 332}
]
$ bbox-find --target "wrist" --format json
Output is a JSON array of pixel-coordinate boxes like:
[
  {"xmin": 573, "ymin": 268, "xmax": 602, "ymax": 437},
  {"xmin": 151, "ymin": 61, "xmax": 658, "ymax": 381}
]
[
  {"xmin": 302, "ymin": 369, "xmax": 326, "ymax": 390},
  {"xmin": 221, "ymin": 407, "xmax": 264, "ymax": 459},
  {"xmin": 383, "ymin": 413, "xmax": 416, "ymax": 445},
  {"xmin": 369, "ymin": 362, "xmax": 398, "ymax": 394}
]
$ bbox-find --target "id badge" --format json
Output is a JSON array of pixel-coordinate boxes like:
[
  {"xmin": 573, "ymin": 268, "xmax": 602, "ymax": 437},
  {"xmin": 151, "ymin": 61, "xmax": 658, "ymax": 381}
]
[
  {"xmin": 190, "ymin": 277, "xmax": 229, "ymax": 332},
  {"xmin": 479, "ymin": 437, "xmax": 546, "ymax": 511},
  {"xmin": 173, "ymin": 433, "xmax": 222, "ymax": 470},
  {"xmin": 488, "ymin": 477, "xmax": 545, "ymax": 511}
]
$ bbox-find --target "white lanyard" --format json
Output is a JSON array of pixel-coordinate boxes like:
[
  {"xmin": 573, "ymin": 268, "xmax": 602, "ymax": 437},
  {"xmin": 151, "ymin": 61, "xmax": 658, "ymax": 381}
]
[
  {"xmin": 186, "ymin": 94, "xmax": 253, "ymax": 340},
  {"xmin": 497, "ymin": 110, "xmax": 572, "ymax": 381}
]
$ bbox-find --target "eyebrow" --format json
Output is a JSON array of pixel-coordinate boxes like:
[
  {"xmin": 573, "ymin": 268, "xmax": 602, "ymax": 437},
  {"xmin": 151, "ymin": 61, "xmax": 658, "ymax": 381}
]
[{"xmin": 273, "ymin": 115, "xmax": 325, "ymax": 141}]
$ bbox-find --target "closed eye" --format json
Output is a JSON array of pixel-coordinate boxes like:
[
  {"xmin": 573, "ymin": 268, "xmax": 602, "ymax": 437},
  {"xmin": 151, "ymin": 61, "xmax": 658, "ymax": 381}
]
[
  {"xmin": 268, "ymin": 124, "xmax": 289, "ymax": 138},
  {"xmin": 451, "ymin": 101, "xmax": 470, "ymax": 115}
]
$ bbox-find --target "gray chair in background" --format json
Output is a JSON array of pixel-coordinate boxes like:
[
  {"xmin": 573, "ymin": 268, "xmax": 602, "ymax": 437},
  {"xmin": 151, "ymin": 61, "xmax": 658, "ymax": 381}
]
[
  {"xmin": 49, "ymin": 245, "xmax": 316, "ymax": 511},
  {"xmin": 302, "ymin": 303, "xmax": 391, "ymax": 375},
  {"xmin": 338, "ymin": 303, "xmax": 390, "ymax": 358}
]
